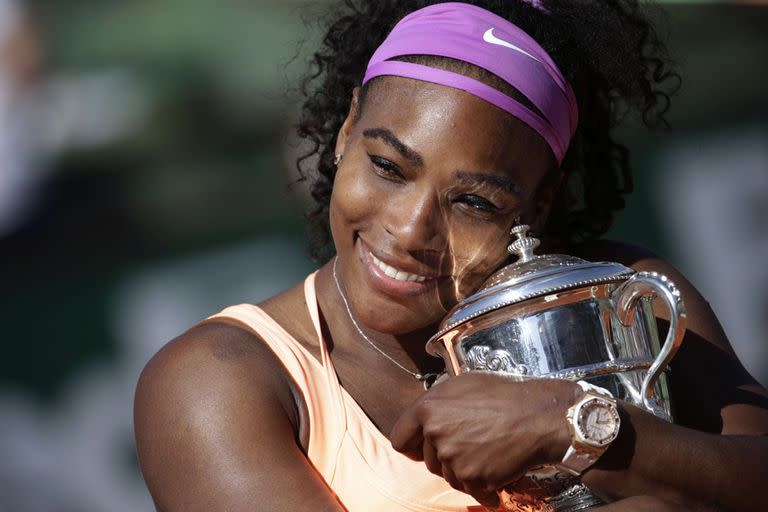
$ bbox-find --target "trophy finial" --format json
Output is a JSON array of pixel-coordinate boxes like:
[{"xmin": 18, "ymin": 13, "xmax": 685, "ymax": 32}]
[{"xmin": 508, "ymin": 224, "xmax": 540, "ymax": 262}]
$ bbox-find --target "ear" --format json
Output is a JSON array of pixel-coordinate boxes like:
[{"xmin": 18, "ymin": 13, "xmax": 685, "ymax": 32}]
[
  {"xmin": 528, "ymin": 168, "xmax": 565, "ymax": 236},
  {"xmin": 334, "ymin": 87, "xmax": 361, "ymax": 158}
]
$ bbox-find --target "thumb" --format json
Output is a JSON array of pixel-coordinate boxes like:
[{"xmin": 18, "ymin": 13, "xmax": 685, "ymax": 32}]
[{"xmin": 389, "ymin": 401, "xmax": 425, "ymax": 460}]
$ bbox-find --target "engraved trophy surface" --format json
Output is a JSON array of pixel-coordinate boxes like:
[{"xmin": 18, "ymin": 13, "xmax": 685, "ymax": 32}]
[{"xmin": 426, "ymin": 226, "xmax": 687, "ymax": 511}]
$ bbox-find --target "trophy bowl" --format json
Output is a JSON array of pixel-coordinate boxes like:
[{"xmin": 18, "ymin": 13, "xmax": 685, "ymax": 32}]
[{"xmin": 426, "ymin": 226, "xmax": 687, "ymax": 511}]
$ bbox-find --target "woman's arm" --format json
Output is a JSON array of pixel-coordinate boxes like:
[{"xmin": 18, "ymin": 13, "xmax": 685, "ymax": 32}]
[
  {"xmin": 584, "ymin": 402, "xmax": 768, "ymax": 511},
  {"xmin": 581, "ymin": 242, "xmax": 768, "ymax": 510},
  {"xmin": 134, "ymin": 322, "xmax": 347, "ymax": 512}
]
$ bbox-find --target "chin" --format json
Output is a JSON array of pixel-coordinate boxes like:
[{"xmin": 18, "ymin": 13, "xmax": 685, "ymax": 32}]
[{"xmin": 360, "ymin": 303, "xmax": 444, "ymax": 337}]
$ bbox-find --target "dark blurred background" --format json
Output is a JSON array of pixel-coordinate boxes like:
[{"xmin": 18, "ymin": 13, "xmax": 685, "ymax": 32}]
[{"xmin": 0, "ymin": 1, "xmax": 766, "ymax": 510}]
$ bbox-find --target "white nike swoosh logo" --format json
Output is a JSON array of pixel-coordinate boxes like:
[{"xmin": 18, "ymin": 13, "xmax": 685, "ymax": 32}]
[{"xmin": 483, "ymin": 28, "xmax": 541, "ymax": 63}]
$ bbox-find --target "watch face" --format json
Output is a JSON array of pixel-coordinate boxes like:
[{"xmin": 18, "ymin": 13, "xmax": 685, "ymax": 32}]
[{"xmin": 577, "ymin": 398, "xmax": 620, "ymax": 446}]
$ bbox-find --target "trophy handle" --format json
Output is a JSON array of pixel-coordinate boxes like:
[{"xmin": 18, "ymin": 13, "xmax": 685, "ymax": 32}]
[{"xmin": 612, "ymin": 271, "xmax": 687, "ymax": 416}]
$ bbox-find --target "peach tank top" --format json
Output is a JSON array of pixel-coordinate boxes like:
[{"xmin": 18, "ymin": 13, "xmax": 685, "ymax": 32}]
[{"xmin": 208, "ymin": 273, "xmax": 485, "ymax": 511}]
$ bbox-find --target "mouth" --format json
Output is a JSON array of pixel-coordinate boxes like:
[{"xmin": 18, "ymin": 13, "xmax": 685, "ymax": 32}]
[
  {"xmin": 369, "ymin": 253, "xmax": 428, "ymax": 282},
  {"xmin": 356, "ymin": 239, "xmax": 443, "ymax": 297}
]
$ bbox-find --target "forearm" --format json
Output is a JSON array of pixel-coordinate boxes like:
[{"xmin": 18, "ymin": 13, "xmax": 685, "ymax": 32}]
[{"xmin": 582, "ymin": 403, "xmax": 768, "ymax": 512}]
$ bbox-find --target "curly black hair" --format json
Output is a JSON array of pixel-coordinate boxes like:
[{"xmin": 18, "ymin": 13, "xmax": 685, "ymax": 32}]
[{"xmin": 296, "ymin": 0, "xmax": 680, "ymax": 262}]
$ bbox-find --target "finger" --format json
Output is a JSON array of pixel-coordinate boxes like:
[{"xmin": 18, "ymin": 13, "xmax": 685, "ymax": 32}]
[
  {"xmin": 440, "ymin": 463, "xmax": 463, "ymax": 492},
  {"xmin": 422, "ymin": 439, "xmax": 442, "ymax": 476},
  {"xmin": 390, "ymin": 402, "xmax": 425, "ymax": 459},
  {"xmin": 439, "ymin": 461, "xmax": 497, "ymax": 506},
  {"xmin": 456, "ymin": 475, "xmax": 502, "ymax": 509},
  {"xmin": 469, "ymin": 487, "xmax": 500, "ymax": 509},
  {"xmin": 439, "ymin": 466, "xmax": 501, "ymax": 510}
]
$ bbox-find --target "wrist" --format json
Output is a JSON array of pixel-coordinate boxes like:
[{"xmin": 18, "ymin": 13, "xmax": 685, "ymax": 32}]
[
  {"xmin": 558, "ymin": 382, "xmax": 621, "ymax": 476},
  {"xmin": 539, "ymin": 379, "xmax": 583, "ymax": 464}
]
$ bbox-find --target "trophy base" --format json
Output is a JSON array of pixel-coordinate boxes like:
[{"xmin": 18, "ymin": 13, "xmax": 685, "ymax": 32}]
[
  {"xmin": 498, "ymin": 468, "xmax": 605, "ymax": 512},
  {"xmin": 545, "ymin": 483, "xmax": 605, "ymax": 512}
]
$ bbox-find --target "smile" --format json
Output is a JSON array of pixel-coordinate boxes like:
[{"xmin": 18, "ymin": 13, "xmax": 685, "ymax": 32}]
[{"xmin": 370, "ymin": 253, "xmax": 428, "ymax": 282}]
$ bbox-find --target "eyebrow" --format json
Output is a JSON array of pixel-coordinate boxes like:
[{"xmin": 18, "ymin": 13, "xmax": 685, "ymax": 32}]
[
  {"xmin": 362, "ymin": 128, "xmax": 424, "ymax": 167},
  {"xmin": 455, "ymin": 170, "xmax": 521, "ymax": 196}
]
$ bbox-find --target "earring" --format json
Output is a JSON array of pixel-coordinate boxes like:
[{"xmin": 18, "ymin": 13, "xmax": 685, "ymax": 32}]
[{"xmin": 333, "ymin": 153, "xmax": 343, "ymax": 166}]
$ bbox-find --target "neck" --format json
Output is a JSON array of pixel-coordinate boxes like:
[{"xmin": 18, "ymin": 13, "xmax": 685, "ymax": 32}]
[
  {"xmin": 388, "ymin": 325, "xmax": 446, "ymax": 376},
  {"xmin": 317, "ymin": 260, "xmax": 445, "ymax": 380}
]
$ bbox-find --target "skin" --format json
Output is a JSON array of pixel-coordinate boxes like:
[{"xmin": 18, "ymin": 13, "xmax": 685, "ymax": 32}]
[{"xmin": 134, "ymin": 77, "xmax": 768, "ymax": 512}]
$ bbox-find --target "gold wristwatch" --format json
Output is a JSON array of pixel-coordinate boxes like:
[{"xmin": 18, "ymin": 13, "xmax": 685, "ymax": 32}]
[{"xmin": 558, "ymin": 381, "xmax": 621, "ymax": 476}]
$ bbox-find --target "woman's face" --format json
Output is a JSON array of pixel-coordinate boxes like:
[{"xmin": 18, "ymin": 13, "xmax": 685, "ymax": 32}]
[{"xmin": 331, "ymin": 76, "xmax": 556, "ymax": 335}]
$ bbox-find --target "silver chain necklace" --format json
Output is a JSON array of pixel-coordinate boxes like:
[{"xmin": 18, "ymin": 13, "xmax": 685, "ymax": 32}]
[{"xmin": 332, "ymin": 257, "xmax": 441, "ymax": 389}]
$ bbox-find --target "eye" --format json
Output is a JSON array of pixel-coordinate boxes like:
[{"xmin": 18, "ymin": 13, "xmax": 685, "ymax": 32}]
[
  {"xmin": 457, "ymin": 194, "xmax": 501, "ymax": 213},
  {"xmin": 369, "ymin": 155, "xmax": 404, "ymax": 181}
]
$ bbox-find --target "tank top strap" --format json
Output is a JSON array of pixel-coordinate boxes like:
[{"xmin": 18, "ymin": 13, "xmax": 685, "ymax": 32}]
[{"xmin": 304, "ymin": 272, "xmax": 348, "ymax": 429}]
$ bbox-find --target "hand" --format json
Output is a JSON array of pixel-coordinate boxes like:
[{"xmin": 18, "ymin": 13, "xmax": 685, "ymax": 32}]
[{"xmin": 390, "ymin": 372, "xmax": 581, "ymax": 508}]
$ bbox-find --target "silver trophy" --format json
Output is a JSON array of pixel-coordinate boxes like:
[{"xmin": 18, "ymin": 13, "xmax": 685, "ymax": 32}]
[{"xmin": 426, "ymin": 225, "xmax": 686, "ymax": 511}]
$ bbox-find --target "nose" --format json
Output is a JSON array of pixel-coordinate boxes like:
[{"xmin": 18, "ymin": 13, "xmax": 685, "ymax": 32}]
[{"xmin": 381, "ymin": 186, "xmax": 447, "ymax": 256}]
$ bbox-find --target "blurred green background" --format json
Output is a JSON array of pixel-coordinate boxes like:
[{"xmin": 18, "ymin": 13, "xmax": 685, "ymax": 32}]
[{"xmin": 0, "ymin": 1, "xmax": 766, "ymax": 510}]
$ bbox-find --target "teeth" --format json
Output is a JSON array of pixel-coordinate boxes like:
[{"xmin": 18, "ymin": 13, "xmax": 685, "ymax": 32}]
[{"xmin": 371, "ymin": 253, "xmax": 428, "ymax": 283}]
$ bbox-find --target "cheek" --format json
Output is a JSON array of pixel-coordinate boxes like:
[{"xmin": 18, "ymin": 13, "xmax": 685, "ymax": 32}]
[
  {"xmin": 329, "ymin": 164, "xmax": 379, "ymax": 241},
  {"xmin": 440, "ymin": 222, "xmax": 512, "ymax": 300}
]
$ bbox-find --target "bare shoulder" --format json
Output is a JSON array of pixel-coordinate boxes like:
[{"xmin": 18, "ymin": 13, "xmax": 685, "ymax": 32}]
[
  {"xmin": 134, "ymin": 321, "xmax": 299, "ymax": 423},
  {"xmin": 573, "ymin": 239, "xmax": 729, "ymax": 341},
  {"xmin": 572, "ymin": 238, "xmax": 674, "ymax": 271},
  {"xmin": 133, "ymin": 321, "xmax": 322, "ymax": 511},
  {"xmin": 573, "ymin": 238, "xmax": 746, "ymax": 361},
  {"xmin": 133, "ymin": 320, "xmax": 301, "ymax": 453},
  {"xmin": 575, "ymin": 239, "xmax": 711, "ymax": 309}
]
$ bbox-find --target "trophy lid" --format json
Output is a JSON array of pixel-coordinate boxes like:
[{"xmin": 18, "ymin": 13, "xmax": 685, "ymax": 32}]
[{"xmin": 430, "ymin": 225, "xmax": 635, "ymax": 343}]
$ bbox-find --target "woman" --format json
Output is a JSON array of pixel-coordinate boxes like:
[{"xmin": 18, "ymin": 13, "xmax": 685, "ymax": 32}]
[{"xmin": 133, "ymin": 1, "xmax": 768, "ymax": 511}]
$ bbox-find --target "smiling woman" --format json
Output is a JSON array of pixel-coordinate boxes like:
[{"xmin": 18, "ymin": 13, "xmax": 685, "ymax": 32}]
[
  {"xmin": 133, "ymin": 1, "xmax": 768, "ymax": 511},
  {"xmin": 330, "ymin": 77, "xmax": 551, "ymax": 335}
]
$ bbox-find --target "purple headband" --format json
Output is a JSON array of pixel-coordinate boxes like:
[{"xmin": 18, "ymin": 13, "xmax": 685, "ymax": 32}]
[{"xmin": 362, "ymin": 2, "xmax": 578, "ymax": 164}]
